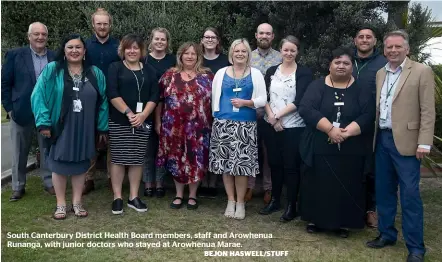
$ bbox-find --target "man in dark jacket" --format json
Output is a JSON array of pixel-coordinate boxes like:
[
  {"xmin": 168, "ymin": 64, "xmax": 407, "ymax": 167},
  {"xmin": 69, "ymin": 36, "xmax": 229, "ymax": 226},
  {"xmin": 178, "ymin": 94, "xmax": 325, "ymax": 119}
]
[
  {"xmin": 1, "ymin": 22, "xmax": 55, "ymax": 201},
  {"xmin": 352, "ymin": 26, "xmax": 387, "ymax": 228},
  {"xmin": 82, "ymin": 8, "xmax": 120, "ymax": 195}
]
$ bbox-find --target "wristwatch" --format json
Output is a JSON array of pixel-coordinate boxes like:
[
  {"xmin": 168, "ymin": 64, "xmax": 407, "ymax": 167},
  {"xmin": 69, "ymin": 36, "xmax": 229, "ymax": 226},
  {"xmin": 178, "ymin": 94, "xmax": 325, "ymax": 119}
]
[{"xmin": 124, "ymin": 108, "xmax": 132, "ymax": 115}]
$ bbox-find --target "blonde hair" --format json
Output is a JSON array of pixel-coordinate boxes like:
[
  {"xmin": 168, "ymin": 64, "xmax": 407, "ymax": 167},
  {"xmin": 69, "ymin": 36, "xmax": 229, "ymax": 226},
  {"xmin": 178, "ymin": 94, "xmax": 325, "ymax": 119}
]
[
  {"xmin": 173, "ymin": 42, "xmax": 209, "ymax": 74},
  {"xmin": 91, "ymin": 8, "xmax": 112, "ymax": 25},
  {"xmin": 148, "ymin": 27, "xmax": 173, "ymax": 54},
  {"xmin": 228, "ymin": 38, "xmax": 252, "ymax": 65}
]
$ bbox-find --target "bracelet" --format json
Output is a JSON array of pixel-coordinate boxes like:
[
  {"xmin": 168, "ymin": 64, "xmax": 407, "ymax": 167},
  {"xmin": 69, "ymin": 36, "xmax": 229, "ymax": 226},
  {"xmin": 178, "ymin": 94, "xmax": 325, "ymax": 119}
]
[
  {"xmin": 327, "ymin": 126, "xmax": 334, "ymax": 134},
  {"xmin": 124, "ymin": 108, "xmax": 132, "ymax": 115}
]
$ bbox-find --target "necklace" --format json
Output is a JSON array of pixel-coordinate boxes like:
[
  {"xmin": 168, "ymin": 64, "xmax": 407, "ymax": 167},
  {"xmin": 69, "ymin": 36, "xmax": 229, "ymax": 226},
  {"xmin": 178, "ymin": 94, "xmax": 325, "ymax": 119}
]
[{"xmin": 183, "ymin": 70, "xmax": 194, "ymax": 79}]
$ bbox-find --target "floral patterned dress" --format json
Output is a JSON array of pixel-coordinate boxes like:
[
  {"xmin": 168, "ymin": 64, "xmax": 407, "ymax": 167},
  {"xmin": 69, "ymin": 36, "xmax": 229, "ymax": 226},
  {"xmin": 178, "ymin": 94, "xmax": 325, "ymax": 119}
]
[{"xmin": 156, "ymin": 69, "xmax": 214, "ymax": 184}]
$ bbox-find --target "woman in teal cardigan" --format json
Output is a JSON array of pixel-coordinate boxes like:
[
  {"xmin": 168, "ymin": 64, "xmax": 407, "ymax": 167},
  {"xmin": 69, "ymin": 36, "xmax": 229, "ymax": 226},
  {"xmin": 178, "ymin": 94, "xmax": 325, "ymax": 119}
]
[{"xmin": 31, "ymin": 34, "xmax": 108, "ymax": 220}]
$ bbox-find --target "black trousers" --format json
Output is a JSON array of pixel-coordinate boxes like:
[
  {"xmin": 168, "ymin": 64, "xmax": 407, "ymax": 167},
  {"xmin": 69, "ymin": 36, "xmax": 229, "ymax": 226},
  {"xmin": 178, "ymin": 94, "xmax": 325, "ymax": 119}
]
[{"xmin": 262, "ymin": 122, "xmax": 304, "ymax": 204}]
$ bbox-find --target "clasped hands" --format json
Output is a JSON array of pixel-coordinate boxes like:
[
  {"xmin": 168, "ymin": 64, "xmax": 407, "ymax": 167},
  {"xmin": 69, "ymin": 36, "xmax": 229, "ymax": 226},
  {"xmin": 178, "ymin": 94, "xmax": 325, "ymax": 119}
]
[
  {"xmin": 127, "ymin": 111, "xmax": 147, "ymax": 128},
  {"xmin": 267, "ymin": 114, "xmax": 284, "ymax": 132},
  {"xmin": 327, "ymin": 127, "xmax": 352, "ymax": 144}
]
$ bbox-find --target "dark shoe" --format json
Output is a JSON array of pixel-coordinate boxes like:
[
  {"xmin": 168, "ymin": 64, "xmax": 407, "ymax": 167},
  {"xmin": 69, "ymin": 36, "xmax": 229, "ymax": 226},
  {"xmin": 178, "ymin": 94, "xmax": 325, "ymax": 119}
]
[
  {"xmin": 9, "ymin": 189, "xmax": 25, "ymax": 201},
  {"xmin": 366, "ymin": 236, "xmax": 396, "ymax": 249},
  {"xmin": 263, "ymin": 190, "xmax": 271, "ymax": 204},
  {"xmin": 156, "ymin": 188, "xmax": 166, "ymax": 198},
  {"xmin": 280, "ymin": 203, "xmax": 297, "ymax": 222},
  {"xmin": 112, "ymin": 198, "xmax": 124, "ymax": 215},
  {"xmin": 144, "ymin": 188, "xmax": 155, "ymax": 197},
  {"xmin": 366, "ymin": 211, "xmax": 378, "ymax": 228},
  {"xmin": 187, "ymin": 197, "xmax": 199, "ymax": 210},
  {"xmin": 127, "ymin": 197, "xmax": 148, "ymax": 212},
  {"xmin": 259, "ymin": 198, "xmax": 281, "ymax": 215},
  {"xmin": 407, "ymin": 253, "xmax": 424, "ymax": 262},
  {"xmin": 335, "ymin": 228, "xmax": 349, "ymax": 238},
  {"xmin": 44, "ymin": 186, "xmax": 56, "ymax": 196},
  {"xmin": 170, "ymin": 197, "xmax": 184, "ymax": 209},
  {"xmin": 82, "ymin": 180, "xmax": 95, "ymax": 195},
  {"xmin": 306, "ymin": 224, "xmax": 319, "ymax": 234}
]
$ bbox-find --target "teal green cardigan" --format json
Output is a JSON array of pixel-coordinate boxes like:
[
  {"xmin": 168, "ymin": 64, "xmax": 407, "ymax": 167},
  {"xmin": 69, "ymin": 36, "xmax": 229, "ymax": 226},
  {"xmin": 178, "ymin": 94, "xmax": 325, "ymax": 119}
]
[{"xmin": 31, "ymin": 61, "xmax": 108, "ymax": 134}]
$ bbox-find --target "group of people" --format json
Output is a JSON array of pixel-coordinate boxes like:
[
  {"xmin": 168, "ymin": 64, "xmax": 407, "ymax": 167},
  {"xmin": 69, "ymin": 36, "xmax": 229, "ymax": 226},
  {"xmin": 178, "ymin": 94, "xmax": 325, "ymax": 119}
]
[{"xmin": 1, "ymin": 7, "xmax": 435, "ymax": 262}]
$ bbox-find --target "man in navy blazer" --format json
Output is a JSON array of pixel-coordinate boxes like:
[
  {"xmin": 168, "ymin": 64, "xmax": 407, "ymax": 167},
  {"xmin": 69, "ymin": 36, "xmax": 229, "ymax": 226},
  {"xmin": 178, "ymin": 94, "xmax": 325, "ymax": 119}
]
[{"xmin": 1, "ymin": 22, "xmax": 55, "ymax": 201}]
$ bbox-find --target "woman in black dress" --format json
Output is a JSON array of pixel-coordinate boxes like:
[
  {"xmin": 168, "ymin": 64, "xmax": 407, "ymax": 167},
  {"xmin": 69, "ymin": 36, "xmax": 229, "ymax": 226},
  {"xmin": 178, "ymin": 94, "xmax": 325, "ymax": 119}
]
[{"xmin": 298, "ymin": 47, "xmax": 375, "ymax": 238}]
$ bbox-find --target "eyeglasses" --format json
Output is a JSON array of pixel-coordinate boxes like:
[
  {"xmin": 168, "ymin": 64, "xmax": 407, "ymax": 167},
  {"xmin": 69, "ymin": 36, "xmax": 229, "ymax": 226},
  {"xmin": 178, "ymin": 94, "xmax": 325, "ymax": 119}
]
[{"xmin": 203, "ymin": 36, "xmax": 217, "ymax": 40}]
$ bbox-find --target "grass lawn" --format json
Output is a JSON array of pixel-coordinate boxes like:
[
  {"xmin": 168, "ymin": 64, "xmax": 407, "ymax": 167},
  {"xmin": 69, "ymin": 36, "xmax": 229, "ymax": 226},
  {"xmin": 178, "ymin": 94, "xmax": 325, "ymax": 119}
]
[{"xmin": 1, "ymin": 171, "xmax": 442, "ymax": 262}]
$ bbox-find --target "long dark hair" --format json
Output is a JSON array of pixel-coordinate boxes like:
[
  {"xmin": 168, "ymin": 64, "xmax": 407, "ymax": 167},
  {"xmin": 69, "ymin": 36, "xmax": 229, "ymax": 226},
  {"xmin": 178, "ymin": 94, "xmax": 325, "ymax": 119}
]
[{"xmin": 54, "ymin": 34, "xmax": 92, "ymax": 74}]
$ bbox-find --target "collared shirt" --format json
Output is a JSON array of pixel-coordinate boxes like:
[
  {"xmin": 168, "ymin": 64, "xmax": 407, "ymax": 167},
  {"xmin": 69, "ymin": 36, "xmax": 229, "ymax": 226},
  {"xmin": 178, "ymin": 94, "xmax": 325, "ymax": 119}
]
[
  {"xmin": 379, "ymin": 58, "xmax": 430, "ymax": 150},
  {"xmin": 250, "ymin": 48, "xmax": 282, "ymax": 75},
  {"xmin": 85, "ymin": 34, "xmax": 120, "ymax": 78},
  {"xmin": 30, "ymin": 46, "xmax": 48, "ymax": 80}
]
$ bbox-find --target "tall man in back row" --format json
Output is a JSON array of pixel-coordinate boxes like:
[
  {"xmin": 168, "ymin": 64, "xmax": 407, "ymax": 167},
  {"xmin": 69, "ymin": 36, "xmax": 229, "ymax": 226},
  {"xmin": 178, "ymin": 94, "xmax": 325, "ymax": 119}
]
[
  {"xmin": 1, "ymin": 22, "xmax": 55, "ymax": 201},
  {"xmin": 366, "ymin": 30, "xmax": 435, "ymax": 262},
  {"xmin": 83, "ymin": 8, "xmax": 120, "ymax": 194},
  {"xmin": 352, "ymin": 26, "xmax": 387, "ymax": 228},
  {"xmin": 248, "ymin": 23, "xmax": 282, "ymax": 204}
]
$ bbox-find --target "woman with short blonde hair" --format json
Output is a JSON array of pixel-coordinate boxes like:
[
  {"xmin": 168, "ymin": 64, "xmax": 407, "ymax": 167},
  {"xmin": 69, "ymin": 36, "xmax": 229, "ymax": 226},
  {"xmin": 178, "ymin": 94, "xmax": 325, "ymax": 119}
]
[{"xmin": 209, "ymin": 39, "xmax": 267, "ymax": 220}]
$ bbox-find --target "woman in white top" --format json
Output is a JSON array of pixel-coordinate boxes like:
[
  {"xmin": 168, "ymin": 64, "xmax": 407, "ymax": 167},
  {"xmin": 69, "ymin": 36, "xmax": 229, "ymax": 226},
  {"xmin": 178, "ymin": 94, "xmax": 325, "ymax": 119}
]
[
  {"xmin": 209, "ymin": 39, "xmax": 266, "ymax": 220},
  {"xmin": 259, "ymin": 36, "xmax": 313, "ymax": 222}
]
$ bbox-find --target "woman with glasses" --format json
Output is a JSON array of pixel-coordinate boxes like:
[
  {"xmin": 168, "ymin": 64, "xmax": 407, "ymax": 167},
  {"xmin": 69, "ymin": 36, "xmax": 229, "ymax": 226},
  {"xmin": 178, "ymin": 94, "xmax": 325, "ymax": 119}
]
[{"xmin": 199, "ymin": 27, "xmax": 230, "ymax": 199}]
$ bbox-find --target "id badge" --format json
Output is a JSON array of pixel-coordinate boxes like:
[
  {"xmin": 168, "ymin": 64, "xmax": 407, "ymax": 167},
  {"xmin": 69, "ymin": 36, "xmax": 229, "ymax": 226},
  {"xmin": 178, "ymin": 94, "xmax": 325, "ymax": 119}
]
[
  {"xmin": 136, "ymin": 102, "xmax": 143, "ymax": 113},
  {"xmin": 73, "ymin": 99, "xmax": 82, "ymax": 112},
  {"xmin": 332, "ymin": 122, "xmax": 340, "ymax": 128},
  {"xmin": 232, "ymin": 106, "xmax": 240, "ymax": 112},
  {"xmin": 380, "ymin": 108, "xmax": 388, "ymax": 120},
  {"xmin": 334, "ymin": 102, "xmax": 344, "ymax": 106},
  {"xmin": 233, "ymin": 88, "xmax": 242, "ymax": 92}
]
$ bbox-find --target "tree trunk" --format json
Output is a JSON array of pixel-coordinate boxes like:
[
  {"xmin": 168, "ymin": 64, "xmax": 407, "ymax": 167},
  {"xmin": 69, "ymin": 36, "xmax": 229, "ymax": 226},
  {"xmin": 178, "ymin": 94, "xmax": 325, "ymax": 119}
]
[{"xmin": 387, "ymin": 1, "xmax": 410, "ymax": 29}]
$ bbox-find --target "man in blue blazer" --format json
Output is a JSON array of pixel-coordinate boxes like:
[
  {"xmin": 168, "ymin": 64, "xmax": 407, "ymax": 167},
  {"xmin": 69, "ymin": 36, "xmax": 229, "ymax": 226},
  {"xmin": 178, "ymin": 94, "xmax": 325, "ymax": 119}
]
[{"xmin": 1, "ymin": 22, "xmax": 55, "ymax": 201}]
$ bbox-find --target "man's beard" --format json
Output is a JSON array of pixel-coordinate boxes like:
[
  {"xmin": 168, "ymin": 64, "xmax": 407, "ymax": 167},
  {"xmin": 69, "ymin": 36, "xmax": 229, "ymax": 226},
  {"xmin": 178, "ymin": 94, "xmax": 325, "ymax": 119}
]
[
  {"xmin": 257, "ymin": 39, "xmax": 271, "ymax": 49},
  {"xmin": 95, "ymin": 30, "xmax": 109, "ymax": 39}
]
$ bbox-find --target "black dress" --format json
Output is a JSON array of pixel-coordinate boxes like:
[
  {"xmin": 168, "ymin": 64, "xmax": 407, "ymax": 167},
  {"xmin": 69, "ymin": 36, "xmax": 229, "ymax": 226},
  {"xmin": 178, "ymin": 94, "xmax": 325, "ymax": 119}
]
[
  {"xmin": 298, "ymin": 78, "xmax": 375, "ymax": 230},
  {"xmin": 203, "ymin": 53, "xmax": 230, "ymax": 74}
]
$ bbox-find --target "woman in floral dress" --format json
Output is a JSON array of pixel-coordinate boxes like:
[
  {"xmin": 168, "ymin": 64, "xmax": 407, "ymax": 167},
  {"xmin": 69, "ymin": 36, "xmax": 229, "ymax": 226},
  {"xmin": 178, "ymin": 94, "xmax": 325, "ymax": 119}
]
[{"xmin": 156, "ymin": 42, "xmax": 213, "ymax": 210}]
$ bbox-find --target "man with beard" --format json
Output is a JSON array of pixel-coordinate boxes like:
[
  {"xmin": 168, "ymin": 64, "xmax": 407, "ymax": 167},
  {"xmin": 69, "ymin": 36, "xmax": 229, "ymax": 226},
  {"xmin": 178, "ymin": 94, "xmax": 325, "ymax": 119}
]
[
  {"xmin": 248, "ymin": 23, "xmax": 282, "ymax": 204},
  {"xmin": 2, "ymin": 22, "xmax": 55, "ymax": 200},
  {"xmin": 352, "ymin": 26, "xmax": 387, "ymax": 228},
  {"xmin": 83, "ymin": 8, "xmax": 120, "ymax": 194}
]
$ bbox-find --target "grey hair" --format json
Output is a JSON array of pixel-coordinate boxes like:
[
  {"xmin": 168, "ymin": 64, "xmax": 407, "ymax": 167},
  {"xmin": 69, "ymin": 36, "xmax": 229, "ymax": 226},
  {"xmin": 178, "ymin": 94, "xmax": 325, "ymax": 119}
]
[
  {"xmin": 28, "ymin": 22, "xmax": 48, "ymax": 35},
  {"xmin": 228, "ymin": 38, "xmax": 252, "ymax": 65},
  {"xmin": 383, "ymin": 30, "xmax": 409, "ymax": 47}
]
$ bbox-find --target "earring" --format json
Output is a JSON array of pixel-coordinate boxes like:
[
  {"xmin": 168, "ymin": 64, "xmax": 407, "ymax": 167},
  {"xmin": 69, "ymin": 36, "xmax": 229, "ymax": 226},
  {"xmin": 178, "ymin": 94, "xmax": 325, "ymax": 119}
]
[
  {"xmin": 63, "ymin": 56, "xmax": 65, "ymax": 61},
  {"xmin": 83, "ymin": 56, "xmax": 85, "ymax": 61}
]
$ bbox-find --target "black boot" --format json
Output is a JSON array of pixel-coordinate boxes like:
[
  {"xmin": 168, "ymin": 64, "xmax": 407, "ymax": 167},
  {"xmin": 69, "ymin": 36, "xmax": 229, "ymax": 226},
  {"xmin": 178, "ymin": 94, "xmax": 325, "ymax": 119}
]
[
  {"xmin": 258, "ymin": 198, "xmax": 281, "ymax": 215},
  {"xmin": 280, "ymin": 203, "xmax": 297, "ymax": 222}
]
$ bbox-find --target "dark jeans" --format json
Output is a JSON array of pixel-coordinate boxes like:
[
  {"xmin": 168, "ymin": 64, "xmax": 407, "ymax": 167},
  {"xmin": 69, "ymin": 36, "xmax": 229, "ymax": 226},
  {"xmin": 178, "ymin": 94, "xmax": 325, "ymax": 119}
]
[
  {"xmin": 263, "ymin": 122, "xmax": 304, "ymax": 204},
  {"xmin": 375, "ymin": 130, "xmax": 425, "ymax": 254}
]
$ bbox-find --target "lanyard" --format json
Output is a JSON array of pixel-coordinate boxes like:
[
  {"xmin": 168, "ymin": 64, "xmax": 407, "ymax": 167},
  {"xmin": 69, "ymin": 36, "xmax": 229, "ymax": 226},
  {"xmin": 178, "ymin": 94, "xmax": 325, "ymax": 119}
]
[
  {"xmin": 231, "ymin": 66, "xmax": 248, "ymax": 97},
  {"xmin": 124, "ymin": 61, "xmax": 145, "ymax": 102},
  {"xmin": 354, "ymin": 60, "xmax": 370, "ymax": 78},
  {"xmin": 385, "ymin": 70, "xmax": 402, "ymax": 101}
]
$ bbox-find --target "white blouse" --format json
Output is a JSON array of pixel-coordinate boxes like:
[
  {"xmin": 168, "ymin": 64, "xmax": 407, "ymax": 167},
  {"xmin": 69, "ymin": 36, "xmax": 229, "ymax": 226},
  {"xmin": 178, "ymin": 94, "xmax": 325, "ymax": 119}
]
[{"xmin": 265, "ymin": 66, "xmax": 305, "ymax": 128}]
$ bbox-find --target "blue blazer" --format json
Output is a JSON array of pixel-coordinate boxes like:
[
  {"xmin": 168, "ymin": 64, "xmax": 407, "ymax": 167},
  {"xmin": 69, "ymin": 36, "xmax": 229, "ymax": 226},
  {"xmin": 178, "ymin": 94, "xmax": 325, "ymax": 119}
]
[{"xmin": 1, "ymin": 46, "xmax": 55, "ymax": 126}]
